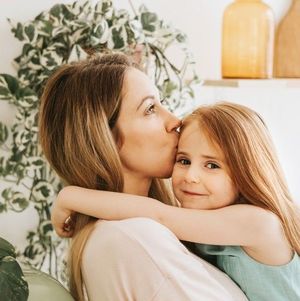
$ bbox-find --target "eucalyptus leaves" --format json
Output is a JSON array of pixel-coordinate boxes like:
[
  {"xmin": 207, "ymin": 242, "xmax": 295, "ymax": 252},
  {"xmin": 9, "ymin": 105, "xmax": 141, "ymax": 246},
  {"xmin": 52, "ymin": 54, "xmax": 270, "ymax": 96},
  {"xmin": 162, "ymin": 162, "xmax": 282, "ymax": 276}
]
[{"xmin": 0, "ymin": 0, "xmax": 197, "ymax": 282}]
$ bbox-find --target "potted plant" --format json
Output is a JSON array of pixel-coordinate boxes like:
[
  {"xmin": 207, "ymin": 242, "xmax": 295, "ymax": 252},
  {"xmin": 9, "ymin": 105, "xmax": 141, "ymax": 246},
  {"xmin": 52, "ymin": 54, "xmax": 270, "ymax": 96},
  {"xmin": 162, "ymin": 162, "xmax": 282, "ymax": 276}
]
[
  {"xmin": 0, "ymin": 237, "xmax": 29, "ymax": 301},
  {"xmin": 0, "ymin": 0, "xmax": 198, "ymax": 284}
]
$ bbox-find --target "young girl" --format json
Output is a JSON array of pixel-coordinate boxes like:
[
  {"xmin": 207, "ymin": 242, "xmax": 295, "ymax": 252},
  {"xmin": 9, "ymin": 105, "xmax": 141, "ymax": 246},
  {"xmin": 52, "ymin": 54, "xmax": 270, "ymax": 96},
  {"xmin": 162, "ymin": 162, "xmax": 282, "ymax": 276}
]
[{"xmin": 52, "ymin": 102, "xmax": 300, "ymax": 301}]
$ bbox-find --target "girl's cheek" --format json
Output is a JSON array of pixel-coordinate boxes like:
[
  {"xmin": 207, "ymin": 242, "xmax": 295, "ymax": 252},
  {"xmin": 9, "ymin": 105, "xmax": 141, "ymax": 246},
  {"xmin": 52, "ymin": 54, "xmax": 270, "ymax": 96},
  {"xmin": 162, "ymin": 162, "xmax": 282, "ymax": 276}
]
[
  {"xmin": 172, "ymin": 169, "xmax": 183, "ymax": 188},
  {"xmin": 171, "ymin": 170, "xmax": 179, "ymax": 187}
]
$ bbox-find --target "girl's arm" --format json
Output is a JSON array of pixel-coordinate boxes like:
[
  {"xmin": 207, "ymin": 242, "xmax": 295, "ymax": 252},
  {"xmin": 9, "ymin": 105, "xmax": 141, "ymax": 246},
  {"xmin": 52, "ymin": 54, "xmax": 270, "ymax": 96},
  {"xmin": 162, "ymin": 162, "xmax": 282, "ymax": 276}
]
[{"xmin": 52, "ymin": 186, "xmax": 280, "ymax": 248}]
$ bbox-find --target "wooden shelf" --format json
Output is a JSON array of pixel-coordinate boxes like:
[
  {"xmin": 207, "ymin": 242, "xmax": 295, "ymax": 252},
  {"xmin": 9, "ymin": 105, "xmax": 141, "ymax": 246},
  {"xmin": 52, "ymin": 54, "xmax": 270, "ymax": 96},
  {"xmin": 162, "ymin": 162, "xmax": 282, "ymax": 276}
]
[{"xmin": 202, "ymin": 79, "xmax": 300, "ymax": 88}]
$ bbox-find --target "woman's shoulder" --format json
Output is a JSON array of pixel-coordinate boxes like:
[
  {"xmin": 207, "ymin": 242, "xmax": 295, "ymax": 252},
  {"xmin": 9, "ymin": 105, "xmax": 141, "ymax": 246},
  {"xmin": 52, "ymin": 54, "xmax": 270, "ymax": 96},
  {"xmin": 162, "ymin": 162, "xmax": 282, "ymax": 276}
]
[
  {"xmin": 84, "ymin": 217, "xmax": 177, "ymax": 251},
  {"xmin": 93, "ymin": 217, "xmax": 173, "ymax": 235}
]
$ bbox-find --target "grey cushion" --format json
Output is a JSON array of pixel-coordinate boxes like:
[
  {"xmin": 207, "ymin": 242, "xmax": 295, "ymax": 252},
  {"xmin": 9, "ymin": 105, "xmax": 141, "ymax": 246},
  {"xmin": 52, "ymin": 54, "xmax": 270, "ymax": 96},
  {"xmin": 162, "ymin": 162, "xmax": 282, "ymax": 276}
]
[{"xmin": 22, "ymin": 264, "xmax": 74, "ymax": 301}]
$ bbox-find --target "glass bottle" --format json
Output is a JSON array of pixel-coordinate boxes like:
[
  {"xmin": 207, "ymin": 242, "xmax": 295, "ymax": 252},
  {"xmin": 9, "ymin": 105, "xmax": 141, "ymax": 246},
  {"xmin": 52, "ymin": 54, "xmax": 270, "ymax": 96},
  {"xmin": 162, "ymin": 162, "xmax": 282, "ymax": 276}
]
[
  {"xmin": 274, "ymin": 0, "xmax": 300, "ymax": 77},
  {"xmin": 222, "ymin": 0, "xmax": 275, "ymax": 78}
]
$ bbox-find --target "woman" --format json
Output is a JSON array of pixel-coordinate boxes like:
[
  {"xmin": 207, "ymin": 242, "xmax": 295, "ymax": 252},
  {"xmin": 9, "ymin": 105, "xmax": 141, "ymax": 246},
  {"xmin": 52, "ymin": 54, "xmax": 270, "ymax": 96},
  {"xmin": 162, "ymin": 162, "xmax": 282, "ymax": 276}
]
[{"xmin": 39, "ymin": 53, "xmax": 247, "ymax": 301}]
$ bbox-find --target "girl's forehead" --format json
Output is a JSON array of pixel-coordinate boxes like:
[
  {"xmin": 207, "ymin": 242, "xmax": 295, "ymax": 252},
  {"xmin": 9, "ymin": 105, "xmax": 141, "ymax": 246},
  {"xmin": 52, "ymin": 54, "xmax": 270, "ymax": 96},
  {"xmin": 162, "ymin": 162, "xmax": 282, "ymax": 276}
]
[
  {"xmin": 179, "ymin": 121, "xmax": 223, "ymax": 153},
  {"xmin": 179, "ymin": 120, "xmax": 202, "ymax": 138}
]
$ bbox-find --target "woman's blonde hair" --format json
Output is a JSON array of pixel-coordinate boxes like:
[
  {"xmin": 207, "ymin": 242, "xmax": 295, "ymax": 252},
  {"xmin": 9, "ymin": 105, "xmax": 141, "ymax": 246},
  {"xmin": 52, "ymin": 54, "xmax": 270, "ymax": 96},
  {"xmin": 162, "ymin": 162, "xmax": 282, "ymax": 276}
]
[
  {"xmin": 39, "ymin": 53, "xmax": 175, "ymax": 301},
  {"xmin": 184, "ymin": 101, "xmax": 300, "ymax": 254}
]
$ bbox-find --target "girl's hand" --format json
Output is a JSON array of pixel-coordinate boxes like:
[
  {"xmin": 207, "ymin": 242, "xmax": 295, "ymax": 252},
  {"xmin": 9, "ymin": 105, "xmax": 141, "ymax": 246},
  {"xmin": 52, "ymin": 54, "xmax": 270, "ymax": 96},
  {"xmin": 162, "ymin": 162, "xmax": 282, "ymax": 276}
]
[{"xmin": 51, "ymin": 191, "xmax": 74, "ymax": 238}]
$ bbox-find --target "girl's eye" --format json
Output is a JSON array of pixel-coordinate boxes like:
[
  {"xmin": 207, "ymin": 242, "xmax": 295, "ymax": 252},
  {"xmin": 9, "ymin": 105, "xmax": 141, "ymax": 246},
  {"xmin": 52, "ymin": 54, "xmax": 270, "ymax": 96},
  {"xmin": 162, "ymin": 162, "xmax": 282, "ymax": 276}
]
[
  {"xmin": 145, "ymin": 104, "xmax": 156, "ymax": 115},
  {"xmin": 206, "ymin": 162, "xmax": 220, "ymax": 169},
  {"xmin": 177, "ymin": 158, "xmax": 191, "ymax": 165}
]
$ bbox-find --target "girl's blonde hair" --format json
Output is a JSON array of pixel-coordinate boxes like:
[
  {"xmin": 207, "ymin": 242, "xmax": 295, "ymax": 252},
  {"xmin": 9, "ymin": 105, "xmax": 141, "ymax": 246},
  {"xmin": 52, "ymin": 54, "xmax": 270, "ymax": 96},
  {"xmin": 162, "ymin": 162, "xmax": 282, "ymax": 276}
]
[
  {"xmin": 39, "ymin": 53, "xmax": 175, "ymax": 301},
  {"xmin": 184, "ymin": 101, "xmax": 300, "ymax": 254}
]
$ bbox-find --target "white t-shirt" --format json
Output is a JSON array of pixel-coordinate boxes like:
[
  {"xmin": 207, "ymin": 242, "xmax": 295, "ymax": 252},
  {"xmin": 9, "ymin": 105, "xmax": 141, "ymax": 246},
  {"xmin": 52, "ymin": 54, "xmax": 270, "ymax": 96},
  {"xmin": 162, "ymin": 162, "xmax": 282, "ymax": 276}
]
[{"xmin": 82, "ymin": 218, "xmax": 248, "ymax": 301}]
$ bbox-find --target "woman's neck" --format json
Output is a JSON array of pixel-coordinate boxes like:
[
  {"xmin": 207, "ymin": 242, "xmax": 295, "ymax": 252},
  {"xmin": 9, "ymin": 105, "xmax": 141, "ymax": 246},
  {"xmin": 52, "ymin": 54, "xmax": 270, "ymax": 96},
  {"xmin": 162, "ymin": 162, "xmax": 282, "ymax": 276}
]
[{"xmin": 122, "ymin": 171, "xmax": 152, "ymax": 197}]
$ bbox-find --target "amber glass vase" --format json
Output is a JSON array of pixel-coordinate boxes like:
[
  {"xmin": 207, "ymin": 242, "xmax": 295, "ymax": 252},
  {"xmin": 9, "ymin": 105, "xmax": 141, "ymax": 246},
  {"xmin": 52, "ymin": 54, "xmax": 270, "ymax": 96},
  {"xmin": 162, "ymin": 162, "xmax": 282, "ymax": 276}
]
[
  {"xmin": 222, "ymin": 0, "xmax": 275, "ymax": 78},
  {"xmin": 274, "ymin": 0, "xmax": 300, "ymax": 77}
]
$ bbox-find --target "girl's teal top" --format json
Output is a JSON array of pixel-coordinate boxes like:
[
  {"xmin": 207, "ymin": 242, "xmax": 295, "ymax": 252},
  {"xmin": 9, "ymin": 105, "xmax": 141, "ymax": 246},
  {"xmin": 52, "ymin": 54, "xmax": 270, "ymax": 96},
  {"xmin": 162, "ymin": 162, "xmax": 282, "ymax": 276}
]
[{"xmin": 195, "ymin": 244, "xmax": 300, "ymax": 301}]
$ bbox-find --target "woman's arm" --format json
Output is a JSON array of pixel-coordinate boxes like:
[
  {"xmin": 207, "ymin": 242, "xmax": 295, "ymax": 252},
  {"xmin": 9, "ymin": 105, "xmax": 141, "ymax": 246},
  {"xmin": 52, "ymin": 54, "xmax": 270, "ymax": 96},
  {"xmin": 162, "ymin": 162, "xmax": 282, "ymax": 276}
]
[{"xmin": 52, "ymin": 186, "xmax": 280, "ymax": 247}]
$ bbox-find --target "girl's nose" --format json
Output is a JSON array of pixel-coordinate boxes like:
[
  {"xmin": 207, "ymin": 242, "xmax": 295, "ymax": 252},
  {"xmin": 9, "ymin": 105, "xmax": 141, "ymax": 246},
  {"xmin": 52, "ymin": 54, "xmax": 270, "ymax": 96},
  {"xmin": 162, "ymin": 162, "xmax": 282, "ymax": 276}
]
[{"xmin": 184, "ymin": 166, "xmax": 201, "ymax": 184}]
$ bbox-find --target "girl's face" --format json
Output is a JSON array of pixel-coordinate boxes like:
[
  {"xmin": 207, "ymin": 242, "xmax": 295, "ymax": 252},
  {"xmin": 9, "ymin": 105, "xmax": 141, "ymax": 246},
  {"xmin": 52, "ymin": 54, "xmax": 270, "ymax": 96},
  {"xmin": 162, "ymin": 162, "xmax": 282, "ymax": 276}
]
[
  {"xmin": 116, "ymin": 68, "xmax": 180, "ymax": 179},
  {"xmin": 172, "ymin": 121, "xmax": 238, "ymax": 210}
]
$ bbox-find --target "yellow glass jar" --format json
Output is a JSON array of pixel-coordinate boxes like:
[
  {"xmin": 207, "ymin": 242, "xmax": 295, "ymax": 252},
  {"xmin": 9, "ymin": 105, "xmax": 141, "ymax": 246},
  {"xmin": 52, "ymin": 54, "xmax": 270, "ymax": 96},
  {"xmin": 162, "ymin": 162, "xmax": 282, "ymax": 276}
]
[{"xmin": 222, "ymin": 0, "xmax": 275, "ymax": 78}]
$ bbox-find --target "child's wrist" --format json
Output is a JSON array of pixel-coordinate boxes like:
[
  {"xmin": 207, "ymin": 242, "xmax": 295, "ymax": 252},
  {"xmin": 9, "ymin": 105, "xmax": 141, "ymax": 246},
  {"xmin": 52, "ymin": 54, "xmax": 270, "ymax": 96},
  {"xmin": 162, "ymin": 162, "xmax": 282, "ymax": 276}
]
[{"xmin": 57, "ymin": 186, "xmax": 71, "ymax": 210}]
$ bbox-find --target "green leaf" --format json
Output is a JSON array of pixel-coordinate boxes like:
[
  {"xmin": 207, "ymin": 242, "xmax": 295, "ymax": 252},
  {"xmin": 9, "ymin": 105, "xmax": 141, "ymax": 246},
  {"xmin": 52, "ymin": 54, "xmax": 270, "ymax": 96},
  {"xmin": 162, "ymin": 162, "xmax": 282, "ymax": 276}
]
[
  {"xmin": 23, "ymin": 243, "xmax": 44, "ymax": 260},
  {"xmin": 14, "ymin": 130, "xmax": 30, "ymax": 150},
  {"xmin": 94, "ymin": 0, "xmax": 113, "ymax": 16},
  {"xmin": 176, "ymin": 32, "xmax": 186, "ymax": 43},
  {"xmin": 12, "ymin": 192, "xmax": 29, "ymax": 211},
  {"xmin": 24, "ymin": 24, "xmax": 35, "ymax": 42},
  {"xmin": 39, "ymin": 220, "xmax": 53, "ymax": 236},
  {"xmin": 67, "ymin": 44, "xmax": 88, "ymax": 62},
  {"xmin": 0, "ymin": 203, "xmax": 7, "ymax": 213},
  {"xmin": 27, "ymin": 157, "xmax": 44, "ymax": 167},
  {"xmin": 129, "ymin": 20, "xmax": 144, "ymax": 42},
  {"xmin": 1, "ymin": 190, "xmax": 28, "ymax": 212},
  {"xmin": 32, "ymin": 181, "xmax": 54, "ymax": 200},
  {"xmin": 1, "ymin": 188, "xmax": 12, "ymax": 202},
  {"xmin": 11, "ymin": 22, "xmax": 24, "ymax": 41},
  {"xmin": 162, "ymin": 80, "xmax": 178, "ymax": 97},
  {"xmin": 141, "ymin": 11, "xmax": 158, "ymax": 32},
  {"xmin": 40, "ymin": 20, "xmax": 53, "ymax": 36},
  {"xmin": 49, "ymin": 4, "xmax": 61, "ymax": 18},
  {"xmin": 0, "ymin": 74, "xmax": 19, "ymax": 95},
  {"xmin": 111, "ymin": 27, "xmax": 125, "ymax": 49},
  {"xmin": 0, "ymin": 237, "xmax": 15, "ymax": 259},
  {"xmin": 3, "ymin": 161, "xmax": 13, "ymax": 176},
  {"xmin": 0, "ymin": 238, "xmax": 29, "ymax": 301},
  {"xmin": 18, "ymin": 87, "xmax": 38, "ymax": 108},
  {"xmin": 0, "ymin": 122, "xmax": 9, "ymax": 145},
  {"xmin": 92, "ymin": 20, "xmax": 109, "ymax": 44},
  {"xmin": 61, "ymin": 3, "xmax": 76, "ymax": 20},
  {"xmin": 0, "ymin": 87, "xmax": 9, "ymax": 98},
  {"xmin": 21, "ymin": 43, "xmax": 33, "ymax": 56}
]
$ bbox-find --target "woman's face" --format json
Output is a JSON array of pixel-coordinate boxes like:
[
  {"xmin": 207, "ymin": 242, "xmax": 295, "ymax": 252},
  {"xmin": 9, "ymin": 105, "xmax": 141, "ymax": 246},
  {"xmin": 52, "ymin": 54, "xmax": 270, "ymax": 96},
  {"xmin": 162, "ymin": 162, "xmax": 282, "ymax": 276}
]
[{"xmin": 116, "ymin": 68, "xmax": 180, "ymax": 179}]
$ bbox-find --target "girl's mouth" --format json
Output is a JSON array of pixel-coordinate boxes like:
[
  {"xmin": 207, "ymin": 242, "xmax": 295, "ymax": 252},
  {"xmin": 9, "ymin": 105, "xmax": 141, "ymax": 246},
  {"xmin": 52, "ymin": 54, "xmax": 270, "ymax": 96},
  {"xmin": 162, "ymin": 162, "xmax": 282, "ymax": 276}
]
[{"xmin": 182, "ymin": 190, "xmax": 208, "ymax": 197}]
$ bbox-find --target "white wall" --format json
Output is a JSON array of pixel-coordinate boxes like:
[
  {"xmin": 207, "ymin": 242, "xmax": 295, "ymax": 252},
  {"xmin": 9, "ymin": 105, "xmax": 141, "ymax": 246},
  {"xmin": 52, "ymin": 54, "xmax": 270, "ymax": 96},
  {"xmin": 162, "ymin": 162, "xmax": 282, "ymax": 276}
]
[
  {"xmin": 1, "ymin": 0, "xmax": 293, "ymax": 78},
  {"xmin": 0, "ymin": 0, "xmax": 299, "ymax": 248},
  {"xmin": 115, "ymin": 0, "xmax": 293, "ymax": 79}
]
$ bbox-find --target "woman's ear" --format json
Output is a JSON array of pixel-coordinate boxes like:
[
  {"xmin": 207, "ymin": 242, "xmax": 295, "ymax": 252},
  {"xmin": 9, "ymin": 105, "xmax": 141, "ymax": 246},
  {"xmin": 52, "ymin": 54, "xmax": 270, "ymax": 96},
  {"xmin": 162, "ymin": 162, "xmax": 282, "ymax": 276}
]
[
  {"xmin": 111, "ymin": 126, "xmax": 123, "ymax": 150},
  {"xmin": 236, "ymin": 193, "xmax": 247, "ymax": 204}
]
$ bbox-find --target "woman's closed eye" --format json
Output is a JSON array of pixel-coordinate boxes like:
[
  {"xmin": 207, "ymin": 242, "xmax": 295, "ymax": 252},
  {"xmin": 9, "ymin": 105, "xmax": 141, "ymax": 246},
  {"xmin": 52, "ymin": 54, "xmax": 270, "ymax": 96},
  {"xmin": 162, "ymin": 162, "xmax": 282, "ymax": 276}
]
[{"xmin": 145, "ymin": 103, "xmax": 156, "ymax": 115}]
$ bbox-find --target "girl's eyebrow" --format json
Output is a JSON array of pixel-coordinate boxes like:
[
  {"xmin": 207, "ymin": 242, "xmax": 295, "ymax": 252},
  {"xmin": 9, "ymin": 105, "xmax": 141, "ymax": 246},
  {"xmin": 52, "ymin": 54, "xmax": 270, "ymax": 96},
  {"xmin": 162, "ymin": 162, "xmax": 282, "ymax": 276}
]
[
  {"xmin": 177, "ymin": 150, "xmax": 221, "ymax": 161},
  {"xmin": 176, "ymin": 151, "xmax": 189, "ymax": 156},
  {"xmin": 202, "ymin": 154, "xmax": 220, "ymax": 160},
  {"xmin": 136, "ymin": 95, "xmax": 156, "ymax": 111}
]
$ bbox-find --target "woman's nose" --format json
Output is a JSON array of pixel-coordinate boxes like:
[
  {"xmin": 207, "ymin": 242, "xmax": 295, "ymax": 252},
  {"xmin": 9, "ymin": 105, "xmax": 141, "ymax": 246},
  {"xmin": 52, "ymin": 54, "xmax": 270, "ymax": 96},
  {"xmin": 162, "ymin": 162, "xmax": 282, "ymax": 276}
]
[{"xmin": 165, "ymin": 111, "xmax": 181, "ymax": 133}]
